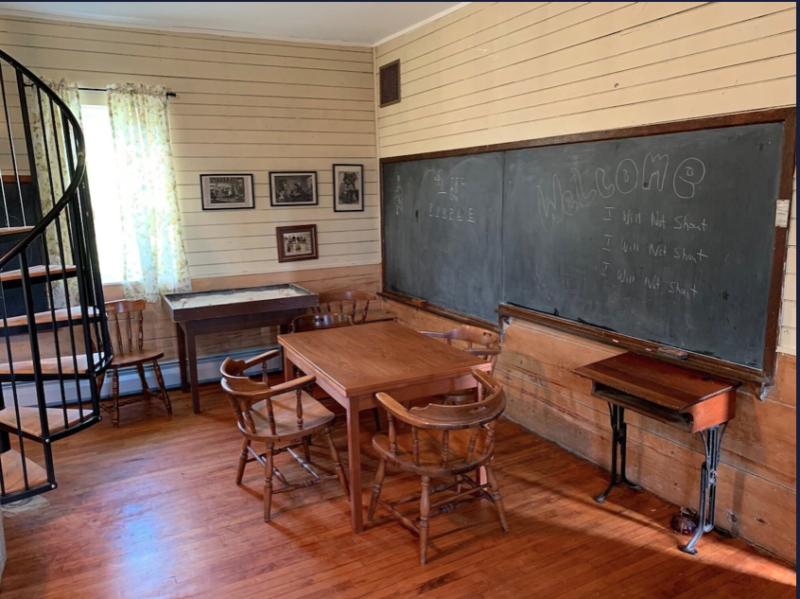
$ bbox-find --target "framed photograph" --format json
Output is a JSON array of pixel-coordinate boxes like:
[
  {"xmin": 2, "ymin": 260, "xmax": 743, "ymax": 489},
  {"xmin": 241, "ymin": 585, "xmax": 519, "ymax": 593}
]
[
  {"xmin": 269, "ymin": 171, "xmax": 318, "ymax": 207},
  {"xmin": 276, "ymin": 224, "xmax": 318, "ymax": 263},
  {"xmin": 200, "ymin": 174, "xmax": 255, "ymax": 210},
  {"xmin": 332, "ymin": 164, "xmax": 364, "ymax": 212}
]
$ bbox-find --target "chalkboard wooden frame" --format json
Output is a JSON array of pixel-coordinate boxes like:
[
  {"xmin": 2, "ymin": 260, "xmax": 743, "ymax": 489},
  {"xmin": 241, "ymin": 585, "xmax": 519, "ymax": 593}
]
[
  {"xmin": 378, "ymin": 289, "xmax": 502, "ymax": 332},
  {"xmin": 380, "ymin": 108, "xmax": 796, "ymax": 385}
]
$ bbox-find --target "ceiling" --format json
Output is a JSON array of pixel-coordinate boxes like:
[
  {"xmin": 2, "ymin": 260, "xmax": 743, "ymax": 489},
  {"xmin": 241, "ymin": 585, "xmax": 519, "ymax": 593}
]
[{"xmin": 0, "ymin": 2, "xmax": 465, "ymax": 46}]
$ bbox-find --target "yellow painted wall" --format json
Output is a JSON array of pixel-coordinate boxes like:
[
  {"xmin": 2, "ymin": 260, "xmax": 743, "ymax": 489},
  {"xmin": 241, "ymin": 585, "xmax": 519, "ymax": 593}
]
[
  {"xmin": 376, "ymin": 2, "xmax": 797, "ymax": 561},
  {"xmin": 0, "ymin": 14, "xmax": 380, "ymax": 280}
]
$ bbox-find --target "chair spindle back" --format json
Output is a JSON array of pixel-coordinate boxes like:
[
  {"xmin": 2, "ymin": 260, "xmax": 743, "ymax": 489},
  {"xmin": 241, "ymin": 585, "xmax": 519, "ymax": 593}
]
[
  {"xmin": 221, "ymin": 351, "xmax": 314, "ymax": 438},
  {"xmin": 105, "ymin": 299, "xmax": 147, "ymax": 357},
  {"xmin": 291, "ymin": 313, "xmax": 354, "ymax": 333},
  {"xmin": 314, "ymin": 291, "xmax": 377, "ymax": 325},
  {"xmin": 420, "ymin": 326, "xmax": 501, "ymax": 371},
  {"xmin": 376, "ymin": 371, "xmax": 505, "ymax": 469}
]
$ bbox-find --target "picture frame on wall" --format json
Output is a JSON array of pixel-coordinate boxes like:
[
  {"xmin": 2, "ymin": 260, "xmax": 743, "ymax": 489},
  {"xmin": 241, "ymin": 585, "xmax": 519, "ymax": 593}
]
[
  {"xmin": 276, "ymin": 224, "xmax": 318, "ymax": 263},
  {"xmin": 200, "ymin": 174, "xmax": 255, "ymax": 210},
  {"xmin": 269, "ymin": 171, "xmax": 318, "ymax": 207},
  {"xmin": 332, "ymin": 164, "xmax": 364, "ymax": 212}
]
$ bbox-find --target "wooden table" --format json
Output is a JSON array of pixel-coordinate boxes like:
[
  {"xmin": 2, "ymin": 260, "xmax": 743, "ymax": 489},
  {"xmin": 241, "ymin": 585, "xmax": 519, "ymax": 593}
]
[
  {"xmin": 163, "ymin": 284, "xmax": 318, "ymax": 413},
  {"xmin": 279, "ymin": 321, "xmax": 491, "ymax": 533},
  {"xmin": 574, "ymin": 352, "xmax": 739, "ymax": 555}
]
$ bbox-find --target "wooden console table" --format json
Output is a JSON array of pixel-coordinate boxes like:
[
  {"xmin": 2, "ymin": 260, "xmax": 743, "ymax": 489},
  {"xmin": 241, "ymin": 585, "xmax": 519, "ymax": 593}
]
[
  {"xmin": 574, "ymin": 352, "xmax": 740, "ymax": 555},
  {"xmin": 163, "ymin": 284, "xmax": 318, "ymax": 413}
]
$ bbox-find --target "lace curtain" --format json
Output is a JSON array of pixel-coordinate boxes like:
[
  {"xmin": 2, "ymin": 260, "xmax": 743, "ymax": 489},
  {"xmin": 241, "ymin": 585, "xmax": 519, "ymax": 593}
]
[
  {"xmin": 25, "ymin": 78, "xmax": 82, "ymax": 308},
  {"xmin": 107, "ymin": 83, "xmax": 191, "ymax": 302}
]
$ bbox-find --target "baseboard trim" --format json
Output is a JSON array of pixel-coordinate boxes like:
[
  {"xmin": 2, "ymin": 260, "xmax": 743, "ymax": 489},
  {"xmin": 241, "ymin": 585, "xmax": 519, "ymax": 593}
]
[{"xmin": 2, "ymin": 346, "xmax": 282, "ymax": 408}]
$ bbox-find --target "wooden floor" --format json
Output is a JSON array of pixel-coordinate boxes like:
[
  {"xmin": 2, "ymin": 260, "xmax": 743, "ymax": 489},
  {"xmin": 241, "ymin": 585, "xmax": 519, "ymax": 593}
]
[{"xmin": 1, "ymin": 384, "xmax": 795, "ymax": 599}]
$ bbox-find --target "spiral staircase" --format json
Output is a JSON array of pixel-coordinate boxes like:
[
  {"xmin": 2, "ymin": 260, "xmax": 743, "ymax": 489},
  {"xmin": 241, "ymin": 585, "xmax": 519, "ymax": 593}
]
[{"xmin": 0, "ymin": 49, "xmax": 110, "ymax": 503}]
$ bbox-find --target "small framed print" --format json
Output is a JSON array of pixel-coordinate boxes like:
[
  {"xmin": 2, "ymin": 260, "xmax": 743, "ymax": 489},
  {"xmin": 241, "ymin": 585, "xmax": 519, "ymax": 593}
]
[
  {"xmin": 276, "ymin": 224, "xmax": 318, "ymax": 263},
  {"xmin": 200, "ymin": 174, "xmax": 255, "ymax": 210},
  {"xmin": 269, "ymin": 171, "xmax": 318, "ymax": 207},
  {"xmin": 332, "ymin": 164, "xmax": 364, "ymax": 212}
]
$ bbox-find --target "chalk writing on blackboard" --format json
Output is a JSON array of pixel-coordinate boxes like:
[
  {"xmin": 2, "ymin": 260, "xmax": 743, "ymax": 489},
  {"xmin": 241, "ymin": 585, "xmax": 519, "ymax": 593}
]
[
  {"xmin": 673, "ymin": 158, "xmax": 706, "ymax": 199},
  {"xmin": 673, "ymin": 214, "xmax": 708, "ymax": 231},
  {"xmin": 393, "ymin": 175, "xmax": 403, "ymax": 215},
  {"xmin": 616, "ymin": 159, "xmax": 639, "ymax": 194},
  {"xmin": 572, "ymin": 167, "xmax": 597, "ymax": 206},
  {"xmin": 537, "ymin": 154, "xmax": 710, "ymax": 230},
  {"xmin": 596, "ymin": 168, "xmax": 615, "ymax": 198},
  {"xmin": 426, "ymin": 160, "xmax": 480, "ymax": 225},
  {"xmin": 642, "ymin": 153, "xmax": 669, "ymax": 191}
]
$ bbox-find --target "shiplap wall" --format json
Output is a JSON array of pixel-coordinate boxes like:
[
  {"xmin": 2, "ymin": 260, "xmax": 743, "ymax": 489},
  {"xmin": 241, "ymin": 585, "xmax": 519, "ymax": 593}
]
[
  {"xmin": 375, "ymin": 2, "xmax": 797, "ymax": 561},
  {"xmin": 0, "ymin": 14, "xmax": 380, "ymax": 279},
  {"xmin": 376, "ymin": 1, "xmax": 797, "ymax": 356}
]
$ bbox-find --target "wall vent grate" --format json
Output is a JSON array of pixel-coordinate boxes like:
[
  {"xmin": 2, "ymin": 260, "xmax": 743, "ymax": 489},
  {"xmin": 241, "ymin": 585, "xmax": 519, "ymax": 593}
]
[{"xmin": 379, "ymin": 60, "xmax": 401, "ymax": 108}]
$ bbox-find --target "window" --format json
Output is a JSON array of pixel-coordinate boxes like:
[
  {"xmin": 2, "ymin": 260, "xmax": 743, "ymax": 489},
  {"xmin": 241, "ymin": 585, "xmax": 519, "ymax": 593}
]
[{"xmin": 81, "ymin": 103, "xmax": 124, "ymax": 283}]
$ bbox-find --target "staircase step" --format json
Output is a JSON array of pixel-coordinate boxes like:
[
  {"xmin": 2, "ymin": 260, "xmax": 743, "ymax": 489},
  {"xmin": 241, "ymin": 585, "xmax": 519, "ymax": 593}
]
[
  {"xmin": 0, "ymin": 226, "xmax": 34, "ymax": 236},
  {"xmin": 0, "ymin": 449, "xmax": 48, "ymax": 495},
  {"xmin": 0, "ymin": 406, "xmax": 90, "ymax": 437},
  {"xmin": 0, "ymin": 306, "xmax": 100, "ymax": 330},
  {"xmin": 0, "ymin": 264, "xmax": 77, "ymax": 283},
  {"xmin": 0, "ymin": 352, "xmax": 105, "ymax": 376}
]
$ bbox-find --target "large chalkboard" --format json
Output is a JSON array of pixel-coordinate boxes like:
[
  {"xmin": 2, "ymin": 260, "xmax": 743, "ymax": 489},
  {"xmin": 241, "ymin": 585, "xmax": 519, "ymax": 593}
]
[
  {"xmin": 382, "ymin": 153, "xmax": 504, "ymax": 322},
  {"xmin": 503, "ymin": 123, "xmax": 784, "ymax": 371},
  {"xmin": 381, "ymin": 111, "xmax": 794, "ymax": 381}
]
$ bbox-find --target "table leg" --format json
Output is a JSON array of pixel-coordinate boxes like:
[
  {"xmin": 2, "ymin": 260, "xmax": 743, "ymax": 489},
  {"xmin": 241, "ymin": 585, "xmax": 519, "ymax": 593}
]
[
  {"xmin": 346, "ymin": 395, "xmax": 364, "ymax": 534},
  {"xmin": 679, "ymin": 423, "xmax": 732, "ymax": 555},
  {"xmin": 185, "ymin": 323, "xmax": 200, "ymax": 414},
  {"xmin": 176, "ymin": 324, "xmax": 189, "ymax": 393},
  {"xmin": 595, "ymin": 404, "xmax": 641, "ymax": 503},
  {"xmin": 282, "ymin": 350, "xmax": 296, "ymax": 382}
]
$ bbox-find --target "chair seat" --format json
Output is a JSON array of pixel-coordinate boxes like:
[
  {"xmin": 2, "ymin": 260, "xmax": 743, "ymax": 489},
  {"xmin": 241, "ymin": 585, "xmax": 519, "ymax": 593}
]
[
  {"xmin": 109, "ymin": 348, "xmax": 164, "ymax": 368},
  {"xmin": 246, "ymin": 389, "xmax": 336, "ymax": 442},
  {"xmin": 373, "ymin": 428, "xmax": 491, "ymax": 477}
]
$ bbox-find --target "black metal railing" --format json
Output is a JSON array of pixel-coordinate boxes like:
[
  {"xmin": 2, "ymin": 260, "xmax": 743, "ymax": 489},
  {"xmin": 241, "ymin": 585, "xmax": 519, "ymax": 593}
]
[{"xmin": 0, "ymin": 49, "xmax": 110, "ymax": 502}]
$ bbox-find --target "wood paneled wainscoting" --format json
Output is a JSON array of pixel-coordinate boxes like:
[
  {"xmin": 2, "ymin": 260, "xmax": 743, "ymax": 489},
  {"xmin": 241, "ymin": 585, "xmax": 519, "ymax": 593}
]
[{"xmin": 381, "ymin": 298, "xmax": 797, "ymax": 564}]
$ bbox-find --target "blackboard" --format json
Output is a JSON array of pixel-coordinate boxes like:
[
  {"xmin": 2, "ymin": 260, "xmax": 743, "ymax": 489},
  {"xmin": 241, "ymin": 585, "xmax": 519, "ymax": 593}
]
[
  {"xmin": 504, "ymin": 123, "xmax": 784, "ymax": 371},
  {"xmin": 382, "ymin": 153, "xmax": 504, "ymax": 322},
  {"xmin": 381, "ymin": 110, "xmax": 794, "ymax": 382}
]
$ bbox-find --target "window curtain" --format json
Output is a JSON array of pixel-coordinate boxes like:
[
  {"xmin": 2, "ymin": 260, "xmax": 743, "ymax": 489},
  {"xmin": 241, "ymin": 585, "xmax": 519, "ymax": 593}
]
[
  {"xmin": 107, "ymin": 83, "xmax": 191, "ymax": 302},
  {"xmin": 25, "ymin": 78, "xmax": 82, "ymax": 308}
]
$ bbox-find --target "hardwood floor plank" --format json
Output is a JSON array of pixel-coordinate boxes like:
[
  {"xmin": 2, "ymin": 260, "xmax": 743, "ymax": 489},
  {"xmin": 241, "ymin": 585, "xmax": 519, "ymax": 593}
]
[{"xmin": 0, "ymin": 383, "xmax": 794, "ymax": 598}]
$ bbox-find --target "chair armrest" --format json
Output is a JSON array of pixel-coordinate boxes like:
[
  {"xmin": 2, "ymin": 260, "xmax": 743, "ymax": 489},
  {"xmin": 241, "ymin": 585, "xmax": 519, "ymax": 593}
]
[
  {"xmin": 375, "ymin": 392, "xmax": 431, "ymax": 428},
  {"xmin": 269, "ymin": 374, "xmax": 316, "ymax": 395},
  {"xmin": 241, "ymin": 349, "xmax": 281, "ymax": 370},
  {"xmin": 418, "ymin": 331, "xmax": 448, "ymax": 338},
  {"xmin": 466, "ymin": 347, "xmax": 501, "ymax": 358}
]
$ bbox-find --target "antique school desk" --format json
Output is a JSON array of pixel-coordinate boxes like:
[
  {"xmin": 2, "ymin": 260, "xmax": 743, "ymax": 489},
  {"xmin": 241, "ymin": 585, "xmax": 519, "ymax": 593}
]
[
  {"xmin": 279, "ymin": 321, "xmax": 492, "ymax": 534},
  {"xmin": 163, "ymin": 284, "xmax": 318, "ymax": 413},
  {"xmin": 574, "ymin": 352, "xmax": 740, "ymax": 555}
]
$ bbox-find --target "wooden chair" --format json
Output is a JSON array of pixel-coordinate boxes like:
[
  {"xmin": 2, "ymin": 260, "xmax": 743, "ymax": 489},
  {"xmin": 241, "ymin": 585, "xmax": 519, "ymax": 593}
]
[
  {"xmin": 419, "ymin": 325, "xmax": 502, "ymax": 404},
  {"xmin": 291, "ymin": 313, "xmax": 382, "ymax": 431},
  {"xmin": 98, "ymin": 299, "xmax": 171, "ymax": 428},
  {"xmin": 367, "ymin": 370, "xmax": 509, "ymax": 565},
  {"xmin": 220, "ymin": 350, "xmax": 349, "ymax": 522},
  {"xmin": 291, "ymin": 313, "xmax": 354, "ymax": 332},
  {"xmin": 313, "ymin": 291, "xmax": 377, "ymax": 325}
]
